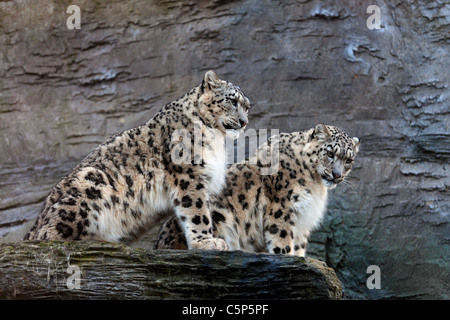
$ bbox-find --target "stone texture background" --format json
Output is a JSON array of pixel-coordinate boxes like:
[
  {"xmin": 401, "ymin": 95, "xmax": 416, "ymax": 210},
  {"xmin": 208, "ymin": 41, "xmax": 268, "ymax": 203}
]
[{"xmin": 0, "ymin": 0, "xmax": 448, "ymax": 299}]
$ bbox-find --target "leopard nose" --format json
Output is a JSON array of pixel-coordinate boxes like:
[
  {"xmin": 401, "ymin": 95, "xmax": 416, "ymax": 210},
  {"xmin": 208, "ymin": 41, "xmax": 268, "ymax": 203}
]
[
  {"xmin": 332, "ymin": 170, "xmax": 341, "ymax": 179},
  {"xmin": 239, "ymin": 118, "xmax": 248, "ymax": 127}
]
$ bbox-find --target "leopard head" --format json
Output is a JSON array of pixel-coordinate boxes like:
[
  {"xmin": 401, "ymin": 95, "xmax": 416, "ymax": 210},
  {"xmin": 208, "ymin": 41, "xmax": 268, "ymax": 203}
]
[
  {"xmin": 197, "ymin": 70, "xmax": 251, "ymax": 139},
  {"xmin": 307, "ymin": 124, "xmax": 360, "ymax": 188}
]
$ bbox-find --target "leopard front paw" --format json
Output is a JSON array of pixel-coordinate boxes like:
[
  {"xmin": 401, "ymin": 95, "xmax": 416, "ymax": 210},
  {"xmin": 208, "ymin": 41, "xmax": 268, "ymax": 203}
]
[{"xmin": 190, "ymin": 237, "xmax": 228, "ymax": 251}]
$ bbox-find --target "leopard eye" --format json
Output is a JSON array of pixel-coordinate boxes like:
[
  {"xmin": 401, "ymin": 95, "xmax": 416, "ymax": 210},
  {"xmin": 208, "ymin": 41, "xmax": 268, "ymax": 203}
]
[
  {"xmin": 229, "ymin": 98, "xmax": 238, "ymax": 108},
  {"xmin": 346, "ymin": 159, "xmax": 353, "ymax": 164},
  {"xmin": 327, "ymin": 151, "xmax": 334, "ymax": 158}
]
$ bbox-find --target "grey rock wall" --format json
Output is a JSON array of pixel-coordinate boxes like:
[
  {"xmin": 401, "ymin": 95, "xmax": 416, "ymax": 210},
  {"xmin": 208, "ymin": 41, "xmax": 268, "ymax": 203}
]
[{"xmin": 0, "ymin": 0, "xmax": 448, "ymax": 299}]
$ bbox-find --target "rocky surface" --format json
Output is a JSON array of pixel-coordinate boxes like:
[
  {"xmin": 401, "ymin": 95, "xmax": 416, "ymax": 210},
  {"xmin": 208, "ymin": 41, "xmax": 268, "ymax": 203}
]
[
  {"xmin": 0, "ymin": 241, "xmax": 343, "ymax": 300},
  {"xmin": 0, "ymin": 0, "xmax": 448, "ymax": 299}
]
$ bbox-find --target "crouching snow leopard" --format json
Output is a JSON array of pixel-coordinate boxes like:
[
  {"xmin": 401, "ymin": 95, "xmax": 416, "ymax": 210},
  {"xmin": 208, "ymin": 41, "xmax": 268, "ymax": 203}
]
[
  {"xmin": 155, "ymin": 124, "xmax": 360, "ymax": 256},
  {"xmin": 24, "ymin": 70, "xmax": 251, "ymax": 250}
]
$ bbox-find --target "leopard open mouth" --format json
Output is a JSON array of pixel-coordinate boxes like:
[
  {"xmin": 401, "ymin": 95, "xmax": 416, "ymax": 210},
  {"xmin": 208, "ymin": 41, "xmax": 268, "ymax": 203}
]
[
  {"xmin": 321, "ymin": 174, "xmax": 336, "ymax": 185},
  {"xmin": 321, "ymin": 174, "xmax": 344, "ymax": 187},
  {"xmin": 223, "ymin": 122, "xmax": 241, "ymax": 130}
]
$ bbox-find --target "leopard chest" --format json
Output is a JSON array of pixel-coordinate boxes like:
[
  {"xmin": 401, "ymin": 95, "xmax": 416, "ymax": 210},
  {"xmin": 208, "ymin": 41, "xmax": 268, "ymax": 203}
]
[
  {"xmin": 290, "ymin": 187, "xmax": 328, "ymax": 234},
  {"xmin": 202, "ymin": 137, "xmax": 227, "ymax": 196}
]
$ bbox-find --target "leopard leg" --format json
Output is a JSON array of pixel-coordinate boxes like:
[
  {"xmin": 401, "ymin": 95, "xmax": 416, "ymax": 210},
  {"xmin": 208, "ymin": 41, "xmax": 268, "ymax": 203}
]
[
  {"xmin": 174, "ymin": 190, "xmax": 228, "ymax": 251},
  {"xmin": 263, "ymin": 204, "xmax": 295, "ymax": 255},
  {"xmin": 154, "ymin": 217, "xmax": 188, "ymax": 250},
  {"xmin": 293, "ymin": 231, "xmax": 310, "ymax": 257}
]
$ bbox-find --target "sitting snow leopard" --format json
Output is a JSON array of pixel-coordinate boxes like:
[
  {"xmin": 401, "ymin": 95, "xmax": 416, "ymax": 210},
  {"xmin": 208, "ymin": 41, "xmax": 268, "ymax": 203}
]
[
  {"xmin": 155, "ymin": 124, "xmax": 360, "ymax": 256},
  {"xmin": 24, "ymin": 70, "xmax": 251, "ymax": 250}
]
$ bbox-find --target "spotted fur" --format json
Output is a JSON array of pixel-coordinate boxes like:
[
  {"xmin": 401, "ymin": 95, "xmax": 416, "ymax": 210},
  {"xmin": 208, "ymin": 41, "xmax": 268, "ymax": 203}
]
[
  {"xmin": 24, "ymin": 71, "xmax": 251, "ymax": 251},
  {"xmin": 155, "ymin": 124, "xmax": 360, "ymax": 256}
]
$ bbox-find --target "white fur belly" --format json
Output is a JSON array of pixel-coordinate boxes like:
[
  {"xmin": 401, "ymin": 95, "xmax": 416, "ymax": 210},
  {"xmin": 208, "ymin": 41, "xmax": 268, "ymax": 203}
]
[{"xmin": 94, "ymin": 169, "xmax": 174, "ymax": 242}]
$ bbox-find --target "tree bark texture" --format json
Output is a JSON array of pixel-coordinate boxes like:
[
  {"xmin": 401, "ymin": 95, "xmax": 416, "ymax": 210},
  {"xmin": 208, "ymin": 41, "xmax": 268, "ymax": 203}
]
[
  {"xmin": 0, "ymin": 241, "xmax": 342, "ymax": 300},
  {"xmin": 0, "ymin": 0, "xmax": 448, "ymax": 299}
]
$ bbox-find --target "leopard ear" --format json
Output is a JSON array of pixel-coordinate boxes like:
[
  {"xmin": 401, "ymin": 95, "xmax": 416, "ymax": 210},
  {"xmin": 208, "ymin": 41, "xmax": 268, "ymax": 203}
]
[
  {"xmin": 202, "ymin": 70, "xmax": 221, "ymax": 91},
  {"xmin": 312, "ymin": 123, "xmax": 331, "ymax": 141},
  {"xmin": 352, "ymin": 137, "xmax": 360, "ymax": 153}
]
